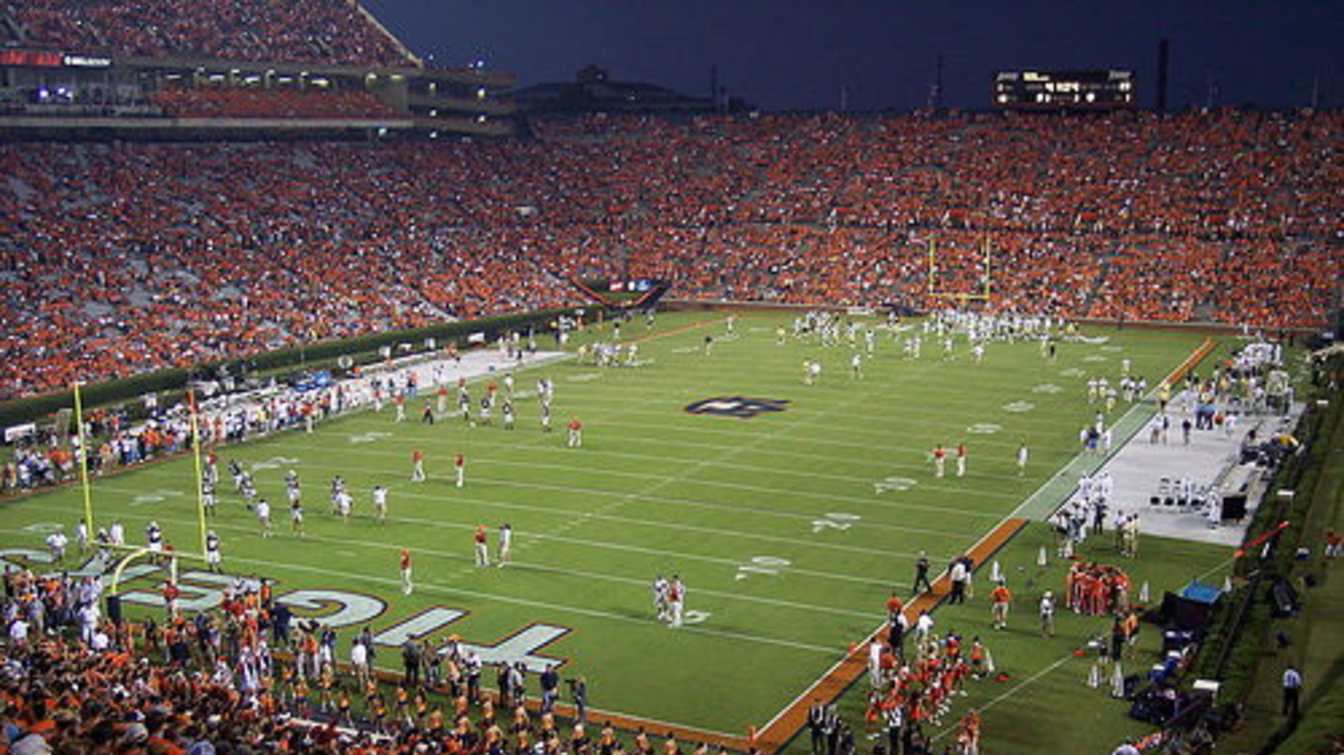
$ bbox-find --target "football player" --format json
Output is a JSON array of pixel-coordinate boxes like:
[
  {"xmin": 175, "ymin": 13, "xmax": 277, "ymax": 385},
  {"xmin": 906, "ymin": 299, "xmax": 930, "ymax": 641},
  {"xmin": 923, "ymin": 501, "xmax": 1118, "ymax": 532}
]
[
  {"xmin": 205, "ymin": 530, "xmax": 222, "ymax": 572},
  {"xmin": 372, "ymin": 485, "xmax": 389, "ymax": 524},
  {"xmin": 255, "ymin": 499, "xmax": 273, "ymax": 538},
  {"xmin": 497, "ymin": 524, "xmax": 512, "ymax": 567}
]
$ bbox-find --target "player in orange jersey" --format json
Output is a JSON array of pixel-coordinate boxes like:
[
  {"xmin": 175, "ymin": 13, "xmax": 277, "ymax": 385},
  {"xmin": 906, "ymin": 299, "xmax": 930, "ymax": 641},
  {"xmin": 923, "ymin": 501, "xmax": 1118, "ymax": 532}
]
[{"xmin": 400, "ymin": 548, "xmax": 413, "ymax": 595}]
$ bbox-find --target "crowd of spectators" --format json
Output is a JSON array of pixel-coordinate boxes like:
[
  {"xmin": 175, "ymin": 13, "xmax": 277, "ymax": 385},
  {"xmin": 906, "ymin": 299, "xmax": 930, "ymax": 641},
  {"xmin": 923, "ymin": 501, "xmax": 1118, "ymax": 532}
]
[
  {"xmin": 150, "ymin": 86, "xmax": 398, "ymax": 120},
  {"xmin": 0, "ymin": 564, "xmax": 621, "ymax": 754},
  {"xmin": 1, "ymin": 108, "xmax": 1341, "ymax": 400},
  {"xmin": 6, "ymin": 0, "xmax": 411, "ymax": 67}
]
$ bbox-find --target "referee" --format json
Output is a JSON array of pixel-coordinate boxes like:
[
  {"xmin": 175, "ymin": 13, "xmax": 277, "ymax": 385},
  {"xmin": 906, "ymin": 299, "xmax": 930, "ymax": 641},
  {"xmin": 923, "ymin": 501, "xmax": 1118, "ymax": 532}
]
[{"xmin": 1282, "ymin": 665, "xmax": 1303, "ymax": 718}]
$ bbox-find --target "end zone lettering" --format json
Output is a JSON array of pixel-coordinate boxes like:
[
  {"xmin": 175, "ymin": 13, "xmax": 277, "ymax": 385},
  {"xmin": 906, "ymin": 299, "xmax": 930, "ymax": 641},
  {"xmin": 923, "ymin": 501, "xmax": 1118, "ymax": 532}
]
[
  {"xmin": 684, "ymin": 396, "xmax": 789, "ymax": 419},
  {"xmin": 0, "ymin": 551, "xmax": 570, "ymax": 674}
]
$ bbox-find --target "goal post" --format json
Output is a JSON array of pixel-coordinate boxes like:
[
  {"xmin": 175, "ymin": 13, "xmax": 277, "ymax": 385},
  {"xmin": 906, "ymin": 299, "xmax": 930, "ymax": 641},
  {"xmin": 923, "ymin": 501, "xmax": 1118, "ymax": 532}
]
[
  {"xmin": 69, "ymin": 382, "xmax": 212, "ymax": 559},
  {"xmin": 924, "ymin": 235, "xmax": 993, "ymax": 304}
]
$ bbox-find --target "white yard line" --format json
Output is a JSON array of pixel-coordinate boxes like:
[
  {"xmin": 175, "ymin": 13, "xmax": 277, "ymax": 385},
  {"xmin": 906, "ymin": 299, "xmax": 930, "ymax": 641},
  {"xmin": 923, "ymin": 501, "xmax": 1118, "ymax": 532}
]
[
  {"xmin": 929, "ymin": 655, "xmax": 1076, "ymax": 742},
  {"xmin": 130, "ymin": 452, "xmax": 1007, "ymax": 522},
  {"xmin": 281, "ymin": 431, "xmax": 1058, "ymax": 487},
  {"xmin": 102, "ymin": 470, "xmax": 935, "ymax": 558},
  {"xmin": 37, "ymin": 493, "xmax": 904, "ymax": 590},
  {"xmin": 230, "ymin": 552, "xmax": 843, "ymax": 656}
]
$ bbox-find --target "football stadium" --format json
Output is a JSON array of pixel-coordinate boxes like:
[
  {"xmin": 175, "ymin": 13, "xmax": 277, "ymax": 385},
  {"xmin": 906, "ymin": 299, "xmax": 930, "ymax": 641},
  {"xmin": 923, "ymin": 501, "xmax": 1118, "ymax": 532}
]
[{"xmin": 1, "ymin": 3, "xmax": 1343, "ymax": 754}]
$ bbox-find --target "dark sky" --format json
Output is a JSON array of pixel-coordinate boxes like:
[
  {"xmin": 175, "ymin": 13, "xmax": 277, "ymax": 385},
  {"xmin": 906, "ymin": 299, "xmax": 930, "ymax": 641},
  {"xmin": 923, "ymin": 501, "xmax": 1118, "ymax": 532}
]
[{"xmin": 362, "ymin": 0, "xmax": 1344, "ymax": 111}]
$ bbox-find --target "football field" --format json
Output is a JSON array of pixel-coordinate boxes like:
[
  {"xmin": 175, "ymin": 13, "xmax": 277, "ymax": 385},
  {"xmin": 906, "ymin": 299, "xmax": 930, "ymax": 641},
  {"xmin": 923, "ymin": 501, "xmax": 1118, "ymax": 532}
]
[{"xmin": 0, "ymin": 310, "xmax": 1216, "ymax": 745}]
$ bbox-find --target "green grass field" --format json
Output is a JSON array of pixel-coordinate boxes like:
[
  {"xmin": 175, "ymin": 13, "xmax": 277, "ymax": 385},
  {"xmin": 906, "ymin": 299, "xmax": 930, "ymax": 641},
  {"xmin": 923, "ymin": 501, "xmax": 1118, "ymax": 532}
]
[{"xmin": 0, "ymin": 310, "xmax": 1234, "ymax": 750}]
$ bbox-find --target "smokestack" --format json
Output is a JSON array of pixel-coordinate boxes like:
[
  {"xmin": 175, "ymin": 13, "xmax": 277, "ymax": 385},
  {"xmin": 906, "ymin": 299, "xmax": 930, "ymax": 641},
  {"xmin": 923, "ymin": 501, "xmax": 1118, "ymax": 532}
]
[{"xmin": 1156, "ymin": 38, "xmax": 1169, "ymax": 113}]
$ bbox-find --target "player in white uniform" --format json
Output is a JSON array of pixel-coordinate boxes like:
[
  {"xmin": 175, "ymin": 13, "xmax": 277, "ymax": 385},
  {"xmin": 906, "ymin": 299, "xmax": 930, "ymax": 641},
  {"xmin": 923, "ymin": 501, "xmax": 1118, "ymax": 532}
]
[
  {"xmin": 851, "ymin": 353, "xmax": 863, "ymax": 379},
  {"xmin": 255, "ymin": 499, "xmax": 272, "ymax": 538},
  {"xmin": 502, "ymin": 401, "xmax": 515, "ymax": 430},
  {"xmin": 372, "ymin": 485, "xmax": 388, "ymax": 524},
  {"xmin": 109, "ymin": 521, "xmax": 125, "ymax": 547},
  {"xmin": 46, "ymin": 531, "xmax": 68, "ymax": 563},
  {"xmin": 286, "ymin": 473, "xmax": 302, "ymax": 509},
  {"xmin": 497, "ymin": 524, "xmax": 512, "ymax": 567},
  {"xmin": 202, "ymin": 476, "xmax": 216, "ymax": 517},
  {"xmin": 75, "ymin": 521, "xmax": 89, "ymax": 553},
  {"xmin": 205, "ymin": 530, "xmax": 222, "ymax": 572},
  {"xmin": 1016, "ymin": 442, "xmax": 1029, "ymax": 477},
  {"xmin": 335, "ymin": 490, "xmax": 352, "ymax": 522}
]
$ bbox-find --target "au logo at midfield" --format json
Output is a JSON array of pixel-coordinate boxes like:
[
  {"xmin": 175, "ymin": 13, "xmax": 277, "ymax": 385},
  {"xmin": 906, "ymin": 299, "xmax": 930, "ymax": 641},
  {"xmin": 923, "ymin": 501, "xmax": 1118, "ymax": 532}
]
[{"xmin": 684, "ymin": 396, "xmax": 790, "ymax": 419}]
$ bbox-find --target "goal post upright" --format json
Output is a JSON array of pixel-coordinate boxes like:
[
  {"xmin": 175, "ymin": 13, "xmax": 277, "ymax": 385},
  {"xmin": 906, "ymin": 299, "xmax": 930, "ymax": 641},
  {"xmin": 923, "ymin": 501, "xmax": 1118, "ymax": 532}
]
[
  {"xmin": 71, "ymin": 381, "xmax": 95, "ymax": 539},
  {"xmin": 925, "ymin": 234, "xmax": 993, "ymax": 304},
  {"xmin": 926, "ymin": 237, "xmax": 936, "ymax": 296},
  {"xmin": 188, "ymin": 389, "xmax": 208, "ymax": 556},
  {"xmin": 983, "ymin": 234, "xmax": 992, "ymax": 300}
]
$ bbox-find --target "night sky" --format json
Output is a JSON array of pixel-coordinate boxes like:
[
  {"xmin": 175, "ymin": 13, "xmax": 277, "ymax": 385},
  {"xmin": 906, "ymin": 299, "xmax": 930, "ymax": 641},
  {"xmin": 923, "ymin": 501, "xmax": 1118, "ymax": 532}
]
[{"xmin": 362, "ymin": 0, "xmax": 1344, "ymax": 112}]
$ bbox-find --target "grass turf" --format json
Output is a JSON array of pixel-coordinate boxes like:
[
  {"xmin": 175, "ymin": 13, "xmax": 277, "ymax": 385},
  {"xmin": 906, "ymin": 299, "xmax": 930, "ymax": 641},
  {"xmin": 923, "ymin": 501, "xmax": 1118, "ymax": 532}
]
[{"xmin": 0, "ymin": 310, "xmax": 1219, "ymax": 746}]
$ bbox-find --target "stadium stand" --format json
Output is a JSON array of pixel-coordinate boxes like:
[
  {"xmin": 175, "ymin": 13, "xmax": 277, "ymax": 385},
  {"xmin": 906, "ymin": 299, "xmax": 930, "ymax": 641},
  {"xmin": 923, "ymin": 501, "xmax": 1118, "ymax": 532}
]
[
  {"xmin": 0, "ymin": 570, "xmax": 492, "ymax": 753},
  {"xmin": 5, "ymin": 0, "xmax": 413, "ymax": 67},
  {"xmin": 1, "ymin": 109, "xmax": 1341, "ymax": 401},
  {"xmin": 149, "ymin": 86, "xmax": 398, "ymax": 120}
]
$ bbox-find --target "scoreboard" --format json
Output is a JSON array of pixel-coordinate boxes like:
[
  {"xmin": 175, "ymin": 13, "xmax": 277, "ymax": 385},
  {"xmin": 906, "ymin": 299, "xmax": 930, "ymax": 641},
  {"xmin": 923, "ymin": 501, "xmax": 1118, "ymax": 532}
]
[{"xmin": 993, "ymin": 70, "xmax": 1136, "ymax": 110}]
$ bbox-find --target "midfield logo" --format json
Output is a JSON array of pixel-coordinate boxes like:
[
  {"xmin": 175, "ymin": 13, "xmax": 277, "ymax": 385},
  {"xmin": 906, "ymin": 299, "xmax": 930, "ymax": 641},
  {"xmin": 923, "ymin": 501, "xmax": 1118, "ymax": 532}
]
[{"xmin": 684, "ymin": 396, "xmax": 790, "ymax": 419}]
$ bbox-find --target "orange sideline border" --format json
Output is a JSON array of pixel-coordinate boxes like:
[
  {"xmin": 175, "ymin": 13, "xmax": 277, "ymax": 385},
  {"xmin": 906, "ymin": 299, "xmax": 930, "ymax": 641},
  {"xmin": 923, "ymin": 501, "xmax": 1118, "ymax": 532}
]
[{"xmin": 753, "ymin": 517, "xmax": 1031, "ymax": 753}]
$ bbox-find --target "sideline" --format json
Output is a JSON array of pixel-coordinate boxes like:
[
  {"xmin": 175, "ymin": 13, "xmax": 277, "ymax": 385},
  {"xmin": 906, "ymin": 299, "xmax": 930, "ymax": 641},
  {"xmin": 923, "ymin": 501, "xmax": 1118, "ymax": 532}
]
[{"xmin": 755, "ymin": 517, "xmax": 1029, "ymax": 752}]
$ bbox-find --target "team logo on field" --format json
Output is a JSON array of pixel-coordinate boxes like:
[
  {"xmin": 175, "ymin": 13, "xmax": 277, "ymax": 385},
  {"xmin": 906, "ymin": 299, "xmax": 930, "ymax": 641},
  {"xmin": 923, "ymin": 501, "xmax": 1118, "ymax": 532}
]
[{"xmin": 684, "ymin": 396, "xmax": 790, "ymax": 419}]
